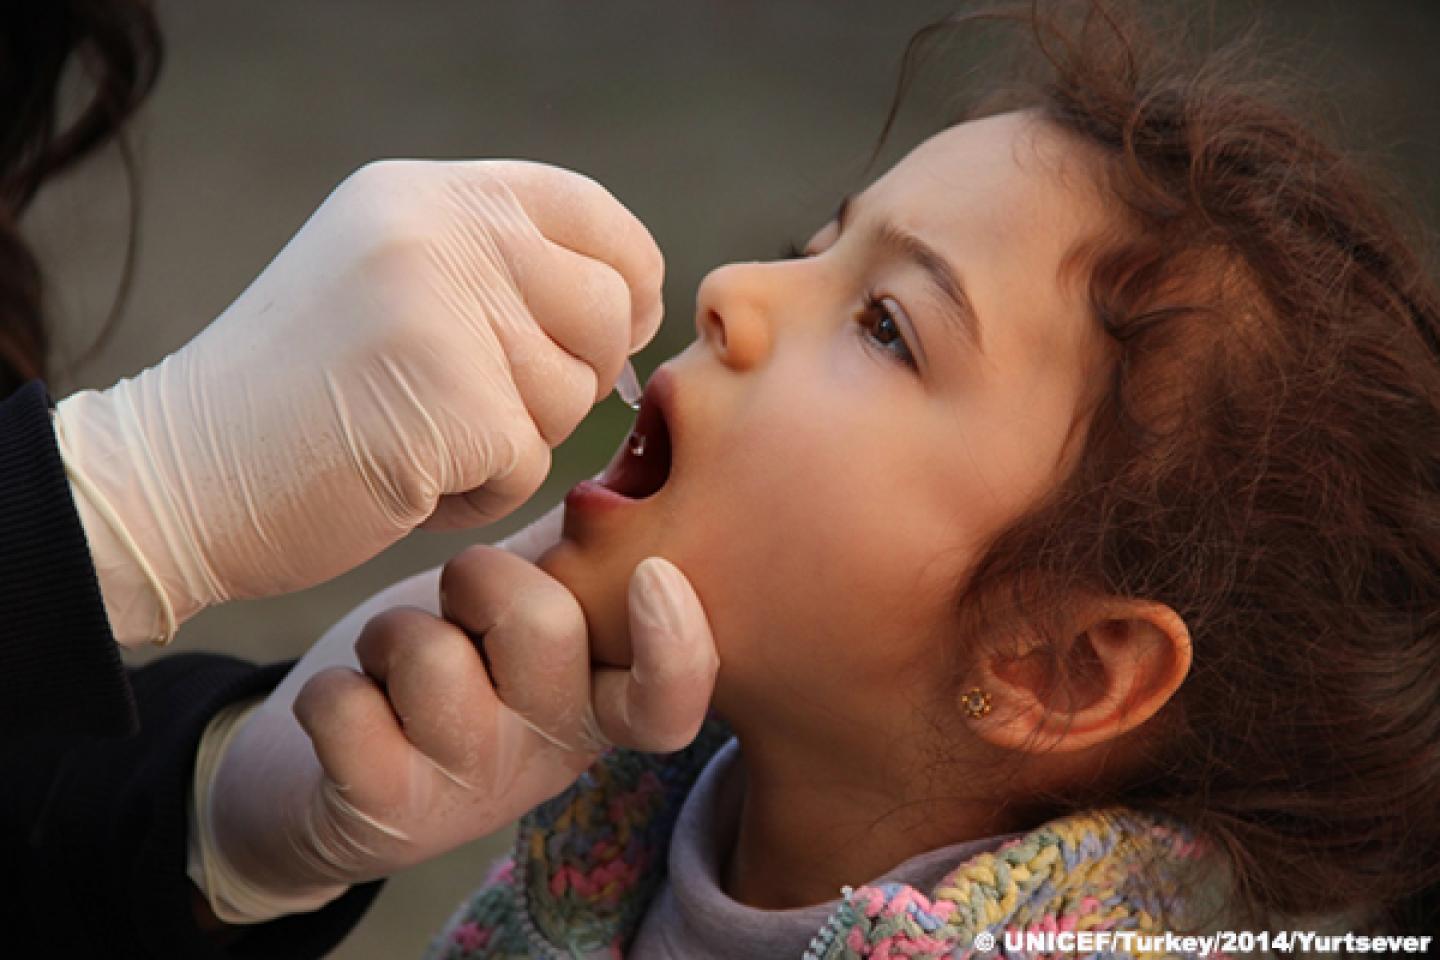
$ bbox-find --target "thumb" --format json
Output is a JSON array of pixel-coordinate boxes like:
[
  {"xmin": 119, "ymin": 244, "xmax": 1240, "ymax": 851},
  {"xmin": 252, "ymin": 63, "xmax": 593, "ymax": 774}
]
[{"xmin": 591, "ymin": 557, "xmax": 719, "ymax": 752}]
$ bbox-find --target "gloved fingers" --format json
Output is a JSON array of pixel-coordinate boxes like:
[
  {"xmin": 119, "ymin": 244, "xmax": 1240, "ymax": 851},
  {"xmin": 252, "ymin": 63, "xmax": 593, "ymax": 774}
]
[
  {"xmin": 591, "ymin": 557, "xmax": 719, "ymax": 753},
  {"xmin": 265, "ymin": 566, "xmax": 442, "ymax": 712},
  {"xmin": 351, "ymin": 606, "xmax": 500, "ymax": 777},
  {"xmin": 440, "ymin": 544, "xmax": 595, "ymax": 753},
  {"xmin": 501, "ymin": 235, "xmax": 635, "ymax": 410},
  {"xmin": 292, "ymin": 665, "xmax": 434, "ymax": 816},
  {"xmin": 466, "ymin": 160, "xmax": 665, "ymax": 350},
  {"xmin": 421, "ymin": 418, "xmax": 551, "ymax": 531}
]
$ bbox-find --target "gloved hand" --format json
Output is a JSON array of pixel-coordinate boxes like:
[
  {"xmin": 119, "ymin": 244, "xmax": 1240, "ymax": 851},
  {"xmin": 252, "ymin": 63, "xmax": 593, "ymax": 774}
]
[
  {"xmin": 186, "ymin": 503, "xmax": 719, "ymax": 924},
  {"xmin": 53, "ymin": 160, "xmax": 663, "ymax": 646}
]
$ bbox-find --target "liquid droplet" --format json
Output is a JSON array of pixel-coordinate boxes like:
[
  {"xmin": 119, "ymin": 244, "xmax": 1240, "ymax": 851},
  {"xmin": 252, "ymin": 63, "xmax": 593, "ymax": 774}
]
[{"xmin": 628, "ymin": 431, "xmax": 647, "ymax": 457}]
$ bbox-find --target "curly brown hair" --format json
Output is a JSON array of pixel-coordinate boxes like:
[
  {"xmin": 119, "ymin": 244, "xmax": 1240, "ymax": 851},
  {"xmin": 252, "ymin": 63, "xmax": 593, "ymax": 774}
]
[{"xmin": 887, "ymin": 0, "xmax": 1440, "ymax": 930}]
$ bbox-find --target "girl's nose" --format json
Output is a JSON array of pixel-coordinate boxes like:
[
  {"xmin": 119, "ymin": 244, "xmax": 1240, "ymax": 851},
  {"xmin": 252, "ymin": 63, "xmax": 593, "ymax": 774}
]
[{"xmin": 694, "ymin": 261, "xmax": 775, "ymax": 370}]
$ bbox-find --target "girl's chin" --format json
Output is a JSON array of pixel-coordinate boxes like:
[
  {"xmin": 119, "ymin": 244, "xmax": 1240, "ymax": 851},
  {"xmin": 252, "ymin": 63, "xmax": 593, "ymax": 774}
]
[{"xmin": 536, "ymin": 539, "xmax": 635, "ymax": 667}]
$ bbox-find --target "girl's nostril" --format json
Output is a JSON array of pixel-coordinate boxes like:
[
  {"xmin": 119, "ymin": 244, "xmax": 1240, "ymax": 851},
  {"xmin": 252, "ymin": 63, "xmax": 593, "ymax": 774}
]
[{"xmin": 709, "ymin": 310, "xmax": 727, "ymax": 351}]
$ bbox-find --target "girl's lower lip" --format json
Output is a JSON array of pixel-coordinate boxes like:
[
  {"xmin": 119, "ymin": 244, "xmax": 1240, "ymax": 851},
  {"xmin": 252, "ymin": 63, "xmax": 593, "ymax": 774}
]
[{"xmin": 564, "ymin": 479, "xmax": 638, "ymax": 516}]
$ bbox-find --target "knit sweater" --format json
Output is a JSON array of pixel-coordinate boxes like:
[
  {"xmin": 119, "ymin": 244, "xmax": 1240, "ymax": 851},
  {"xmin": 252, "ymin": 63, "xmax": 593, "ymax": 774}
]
[{"xmin": 425, "ymin": 719, "xmax": 1237, "ymax": 960}]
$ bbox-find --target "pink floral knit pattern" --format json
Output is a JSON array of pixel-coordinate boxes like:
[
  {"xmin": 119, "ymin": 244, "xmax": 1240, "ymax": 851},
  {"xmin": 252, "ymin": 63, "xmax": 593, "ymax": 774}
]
[{"xmin": 427, "ymin": 721, "xmax": 1241, "ymax": 960}]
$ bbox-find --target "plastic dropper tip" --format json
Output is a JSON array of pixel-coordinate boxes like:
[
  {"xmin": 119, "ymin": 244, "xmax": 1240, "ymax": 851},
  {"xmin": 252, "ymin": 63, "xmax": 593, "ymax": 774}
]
[{"xmin": 615, "ymin": 359, "xmax": 642, "ymax": 410}]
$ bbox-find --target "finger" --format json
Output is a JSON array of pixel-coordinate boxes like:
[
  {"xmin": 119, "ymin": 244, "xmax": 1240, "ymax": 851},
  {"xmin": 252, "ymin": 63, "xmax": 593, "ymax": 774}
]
[
  {"xmin": 422, "ymin": 414, "xmax": 551, "ymax": 531},
  {"xmin": 466, "ymin": 160, "xmax": 665, "ymax": 350},
  {"xmin": 266, "ymin": 567, "xmax": 444, "ymax": 713},
  {"xmin": 592, "ymin": 557, "xmax": 719, "ymax": 752},
  {"xmin": 439, "ymin": 545, "xmax": 594, "ymax": 752},
  {"xmin": 293, "ymin": 665, "xmax": 425, "ymax": 814},
  {"xmin": 502, "ymin": 238, "xmax": 634, "ymax": 408},
  {"xmin": 352, "ymin": 607, "xmax": 500, "ymax": 776}
]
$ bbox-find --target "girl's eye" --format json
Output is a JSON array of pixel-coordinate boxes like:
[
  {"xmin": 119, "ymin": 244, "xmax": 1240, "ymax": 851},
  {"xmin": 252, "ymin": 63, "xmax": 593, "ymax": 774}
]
[
  {"xmin": 858, "ymin": 293, "xmax": 917, "ymax": 369},
  {"xmin": 777, "ymin": 239, "xmax": 917, "ymax": 370}
]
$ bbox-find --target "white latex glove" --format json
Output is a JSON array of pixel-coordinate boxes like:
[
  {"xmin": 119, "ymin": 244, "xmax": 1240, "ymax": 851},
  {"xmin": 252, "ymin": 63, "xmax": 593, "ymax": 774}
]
[
  {"xmin": 187, "ymin": 503, "xmax": 719, "ymax": 924},
  {"xmin": 53, "ymin": 159, "xmax": 663, "ymax": 646}
]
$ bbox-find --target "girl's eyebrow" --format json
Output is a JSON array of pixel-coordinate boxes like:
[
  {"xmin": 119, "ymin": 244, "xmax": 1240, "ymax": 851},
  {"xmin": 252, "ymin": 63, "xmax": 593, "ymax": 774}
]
[{"xmin": 836, "ymin": 194, "xmax": 986, "ymax": 355}]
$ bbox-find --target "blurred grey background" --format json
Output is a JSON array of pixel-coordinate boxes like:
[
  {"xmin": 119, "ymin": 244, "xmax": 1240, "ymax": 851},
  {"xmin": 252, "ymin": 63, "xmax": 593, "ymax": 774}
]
[{"xmin": 23, "ymin": 1, "xmax": 1440, "ymax": 956}]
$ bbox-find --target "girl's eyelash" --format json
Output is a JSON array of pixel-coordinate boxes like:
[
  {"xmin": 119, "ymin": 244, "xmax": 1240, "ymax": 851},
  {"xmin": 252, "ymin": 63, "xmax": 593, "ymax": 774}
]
[{"xmin": 781, "ymin": 240, "xmax": 807, "ymax": 259}]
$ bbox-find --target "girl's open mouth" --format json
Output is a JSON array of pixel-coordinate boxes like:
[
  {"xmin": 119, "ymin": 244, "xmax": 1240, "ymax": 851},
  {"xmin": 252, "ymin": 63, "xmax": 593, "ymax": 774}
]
[{"xmin": 596, "ymin": 387, "xmax": 672, "ymax": 500}]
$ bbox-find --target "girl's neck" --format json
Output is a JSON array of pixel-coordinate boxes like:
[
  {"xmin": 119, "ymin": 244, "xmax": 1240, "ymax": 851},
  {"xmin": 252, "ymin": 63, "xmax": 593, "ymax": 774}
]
[{"xmin": 719, "ymin": 729, "xmax": 1016, "ymax": 910}]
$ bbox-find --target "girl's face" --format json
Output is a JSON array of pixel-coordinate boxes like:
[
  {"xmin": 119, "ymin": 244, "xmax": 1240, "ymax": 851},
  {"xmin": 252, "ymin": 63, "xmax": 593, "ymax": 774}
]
[{"xmin": 541, "ymin": 111, "xmax": 1112, "ymax": 741}]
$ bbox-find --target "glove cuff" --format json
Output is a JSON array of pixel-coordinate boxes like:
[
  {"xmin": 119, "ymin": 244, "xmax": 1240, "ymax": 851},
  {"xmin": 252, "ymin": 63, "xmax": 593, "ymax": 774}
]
[
  {"xmin": 188, "ymin": 698, "xmax": 352, "ymax": 924},
  {"xmin": 53, "ymin": 398, "xmax": 177, "ymax": 646}
]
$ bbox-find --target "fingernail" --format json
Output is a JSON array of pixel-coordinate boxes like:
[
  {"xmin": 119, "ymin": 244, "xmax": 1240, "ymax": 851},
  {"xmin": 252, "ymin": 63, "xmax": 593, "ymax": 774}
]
[{"xmin": 630, "ymin": 557, "xmax": 685, "ymax": 636}]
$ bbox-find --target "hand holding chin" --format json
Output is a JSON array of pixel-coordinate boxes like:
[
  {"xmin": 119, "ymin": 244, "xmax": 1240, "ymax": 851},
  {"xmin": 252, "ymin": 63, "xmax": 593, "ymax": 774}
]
[{"xmin": 438, "ymin": 545, "xmax": 719, "ymax": 755}]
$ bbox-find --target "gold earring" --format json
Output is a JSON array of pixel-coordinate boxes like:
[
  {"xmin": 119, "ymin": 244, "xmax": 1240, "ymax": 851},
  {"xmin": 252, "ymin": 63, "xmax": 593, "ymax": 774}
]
[{"xmin": 961, "ymin": 687, "xmax": 992, "ymax": 720}]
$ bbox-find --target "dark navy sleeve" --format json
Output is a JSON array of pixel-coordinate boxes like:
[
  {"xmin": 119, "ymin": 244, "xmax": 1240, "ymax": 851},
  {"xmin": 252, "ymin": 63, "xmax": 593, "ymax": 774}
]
[
  {"xmin": 0, "ymin": 380, "xmax": 135, "ymax": 738},
  {"xmin": 0, "ymin": 381, "xmax": 381, "ymax": 955},
  {"xmin": 0, "ymin": 653, "xmax": 383, "ymax": 958}
]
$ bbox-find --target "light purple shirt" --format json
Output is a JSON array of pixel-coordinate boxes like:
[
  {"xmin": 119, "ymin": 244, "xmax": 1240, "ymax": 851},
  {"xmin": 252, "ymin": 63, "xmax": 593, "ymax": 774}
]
[{"xmin": 629, "ymin": 738, "xmax": 1015, "ymax": 959}]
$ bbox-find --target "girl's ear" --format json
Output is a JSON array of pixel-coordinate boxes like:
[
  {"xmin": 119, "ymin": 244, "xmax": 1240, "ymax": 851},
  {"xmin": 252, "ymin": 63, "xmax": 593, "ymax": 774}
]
[{"xmin": 968, "ymin": 600, "xmax": 1191, "ymax": 754}]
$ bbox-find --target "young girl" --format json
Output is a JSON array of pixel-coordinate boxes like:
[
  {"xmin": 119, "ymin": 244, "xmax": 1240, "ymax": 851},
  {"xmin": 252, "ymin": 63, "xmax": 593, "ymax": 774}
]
[{"xmin": 426, "ymin": 1, "xmax": 1440, "ymax": 955}]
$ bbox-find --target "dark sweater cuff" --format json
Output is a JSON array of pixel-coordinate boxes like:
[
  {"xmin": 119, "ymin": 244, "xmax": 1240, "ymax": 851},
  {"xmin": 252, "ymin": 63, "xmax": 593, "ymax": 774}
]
[{"xmin": 0, "ymin": 379, "xmax": 134, "ymax": 737}]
